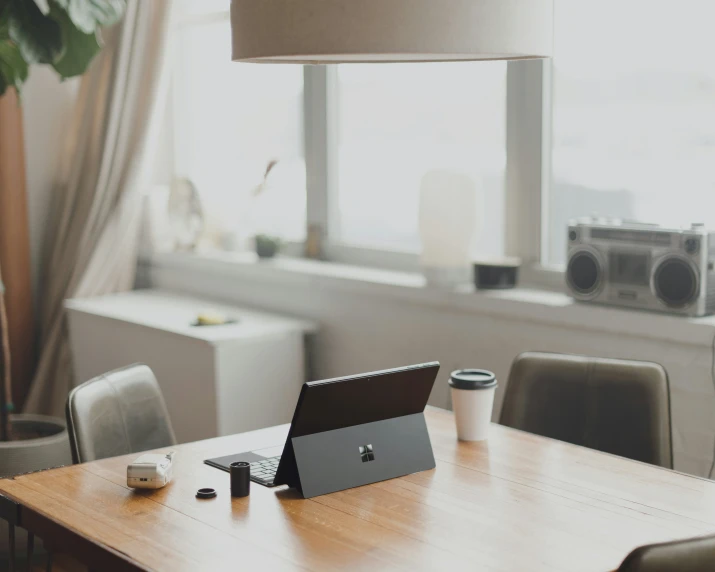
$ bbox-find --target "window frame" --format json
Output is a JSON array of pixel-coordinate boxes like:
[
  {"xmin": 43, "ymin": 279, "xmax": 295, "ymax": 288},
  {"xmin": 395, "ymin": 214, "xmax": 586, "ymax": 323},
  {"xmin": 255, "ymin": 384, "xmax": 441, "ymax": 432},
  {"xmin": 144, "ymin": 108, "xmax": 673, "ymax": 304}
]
[
  {"xmin": 305, "ymin": 59, "xmax": 556, "ymax": 280},
  {"xmin": 302, "ymin": 65, "xmax": 425, "ymax": 273}
]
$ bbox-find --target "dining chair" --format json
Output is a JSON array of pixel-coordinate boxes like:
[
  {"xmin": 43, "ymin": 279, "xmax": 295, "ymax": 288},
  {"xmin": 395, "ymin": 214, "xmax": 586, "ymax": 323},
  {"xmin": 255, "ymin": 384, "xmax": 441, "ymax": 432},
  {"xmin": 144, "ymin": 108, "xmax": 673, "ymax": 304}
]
[
  {"xmin": 499, "ymin": 352, "xmax": 672, "ymax": 468},
  {"xmin": 65, "ymin": 363, "xmax": 177, "ymax": 464},
  {"xmin": 618, "ymin": 534, "xmax": 715, "ymax": 571}
]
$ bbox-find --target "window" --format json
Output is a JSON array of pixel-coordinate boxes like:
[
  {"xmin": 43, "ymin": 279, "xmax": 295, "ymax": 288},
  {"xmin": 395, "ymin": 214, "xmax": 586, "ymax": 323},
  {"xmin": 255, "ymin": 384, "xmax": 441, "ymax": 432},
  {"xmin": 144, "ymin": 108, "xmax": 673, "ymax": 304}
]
[
  {"xmin": 546, "ymin": 0, "xmax": 715, "ymax": 265},
  {"xmin": 173, "ymin": 4, "xmax": 306, "ymax": 244},
  {"xmin": 336, "ymin": 63, "xmax": 506, "ymax": 258},
  {"xmin": 171, "ymin": 2, "xmax": 507, "ymax": 267}
]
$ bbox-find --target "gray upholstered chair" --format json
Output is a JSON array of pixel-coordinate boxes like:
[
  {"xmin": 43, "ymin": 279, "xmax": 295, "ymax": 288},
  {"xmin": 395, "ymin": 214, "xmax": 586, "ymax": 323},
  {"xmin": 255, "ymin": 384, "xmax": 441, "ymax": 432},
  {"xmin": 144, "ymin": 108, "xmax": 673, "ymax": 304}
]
[
  {"xmin": 499, "ymin": 352, "xmax": 672, "ymax": 468},
  {"xmin": 65, "ymin": 364, "xmax": 177, "ymax": 464},
  {"xmin": 618, "ymin": 535, "xmax": 715, "ymax": 572}
]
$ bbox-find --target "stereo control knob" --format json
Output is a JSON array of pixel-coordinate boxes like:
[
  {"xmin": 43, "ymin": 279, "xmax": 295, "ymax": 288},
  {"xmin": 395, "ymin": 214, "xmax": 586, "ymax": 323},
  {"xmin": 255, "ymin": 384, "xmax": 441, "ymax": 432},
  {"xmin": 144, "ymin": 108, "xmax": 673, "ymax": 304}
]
[{"xmin": 685, "ymin": 238, "xmax": 699, "ymax": 254}]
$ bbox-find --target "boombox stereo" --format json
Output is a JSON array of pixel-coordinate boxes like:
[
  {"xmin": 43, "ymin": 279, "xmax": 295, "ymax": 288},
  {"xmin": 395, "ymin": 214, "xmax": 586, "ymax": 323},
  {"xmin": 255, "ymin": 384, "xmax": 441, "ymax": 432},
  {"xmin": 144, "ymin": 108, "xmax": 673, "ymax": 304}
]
[{"xmin": 566, "ymin": 220, "xmax": 715, "ymax": 317}]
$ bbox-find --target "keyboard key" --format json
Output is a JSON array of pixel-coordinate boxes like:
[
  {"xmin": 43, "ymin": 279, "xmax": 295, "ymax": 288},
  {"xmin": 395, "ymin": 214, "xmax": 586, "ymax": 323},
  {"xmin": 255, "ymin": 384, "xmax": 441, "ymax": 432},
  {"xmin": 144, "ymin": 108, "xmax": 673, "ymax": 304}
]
[{"xmin": 246, "ymin": 456, "xmax": 281, "ymax": 486}]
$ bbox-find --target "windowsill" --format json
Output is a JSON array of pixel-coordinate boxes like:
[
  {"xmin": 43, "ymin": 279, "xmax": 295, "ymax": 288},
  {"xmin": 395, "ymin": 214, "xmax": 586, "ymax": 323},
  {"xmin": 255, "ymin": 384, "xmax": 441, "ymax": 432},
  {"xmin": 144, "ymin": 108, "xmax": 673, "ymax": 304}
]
[{"xmin": 143, "ymin": 250, "xmax": 715, "ymax": 348}]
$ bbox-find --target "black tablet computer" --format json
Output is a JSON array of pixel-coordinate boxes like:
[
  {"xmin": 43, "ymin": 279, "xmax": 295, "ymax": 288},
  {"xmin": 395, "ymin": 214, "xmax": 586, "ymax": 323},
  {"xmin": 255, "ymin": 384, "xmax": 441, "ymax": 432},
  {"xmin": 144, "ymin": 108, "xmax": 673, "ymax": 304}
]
[{"xmin": 205, "ymin": 362, "xmax": 440, "ymax": 498}]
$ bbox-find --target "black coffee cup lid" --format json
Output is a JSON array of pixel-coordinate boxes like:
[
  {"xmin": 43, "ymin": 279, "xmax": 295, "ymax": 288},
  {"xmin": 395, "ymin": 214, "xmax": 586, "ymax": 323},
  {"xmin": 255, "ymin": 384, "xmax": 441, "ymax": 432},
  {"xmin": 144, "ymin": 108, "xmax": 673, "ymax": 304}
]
[{"xmin": 449, "ymin": 369, "xmax": 497, "ymax": 390}]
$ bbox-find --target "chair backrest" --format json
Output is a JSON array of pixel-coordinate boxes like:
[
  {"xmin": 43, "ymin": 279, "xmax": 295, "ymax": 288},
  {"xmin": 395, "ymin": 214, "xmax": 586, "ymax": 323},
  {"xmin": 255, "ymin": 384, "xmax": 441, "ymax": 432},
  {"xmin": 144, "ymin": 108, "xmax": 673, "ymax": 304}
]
[
  {"xmin": 66, "ymin": 364, "xmax": 177, "ymax": 463},
  {"xmin": 618, "ymin": 535, "xmax": 715, "ymax": 572},
  {"xmin": 499, "ymin": 352, "xmax": 672, "ymax": 468}
]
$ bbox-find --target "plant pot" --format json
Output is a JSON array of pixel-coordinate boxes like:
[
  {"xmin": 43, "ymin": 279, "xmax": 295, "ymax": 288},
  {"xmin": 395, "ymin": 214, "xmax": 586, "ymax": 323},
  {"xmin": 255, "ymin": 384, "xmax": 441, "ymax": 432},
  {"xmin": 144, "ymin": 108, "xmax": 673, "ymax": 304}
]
[
  {"xmin": 0, "ymin": 414, "xmax": 72, "ymax": 557},
  {"xmin": 255, "ymin": 241, "xmax": 280, "ymax": 259},
  {"xmin": 0, "ymin": 414, "xmax": 71, "ymax": 478}
]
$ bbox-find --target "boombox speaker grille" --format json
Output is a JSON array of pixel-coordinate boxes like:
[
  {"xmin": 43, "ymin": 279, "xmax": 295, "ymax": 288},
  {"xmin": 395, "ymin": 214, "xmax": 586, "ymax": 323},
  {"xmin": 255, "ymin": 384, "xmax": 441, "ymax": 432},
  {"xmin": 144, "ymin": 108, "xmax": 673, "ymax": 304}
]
[
  {"xmin": 567, "ymin": 251, "xmax": 602, "ymax": 295},
  {"xmin": 653, "ymin": 257, "xmax": 698, "ymax": 308}
]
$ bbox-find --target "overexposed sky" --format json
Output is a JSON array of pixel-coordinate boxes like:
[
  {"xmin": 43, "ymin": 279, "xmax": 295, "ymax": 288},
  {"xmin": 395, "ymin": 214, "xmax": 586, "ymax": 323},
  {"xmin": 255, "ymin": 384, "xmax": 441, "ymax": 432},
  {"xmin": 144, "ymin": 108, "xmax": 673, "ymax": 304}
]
[{"xmin": 555, "ymin": 0, "xmax": 715, "ymax": 78}]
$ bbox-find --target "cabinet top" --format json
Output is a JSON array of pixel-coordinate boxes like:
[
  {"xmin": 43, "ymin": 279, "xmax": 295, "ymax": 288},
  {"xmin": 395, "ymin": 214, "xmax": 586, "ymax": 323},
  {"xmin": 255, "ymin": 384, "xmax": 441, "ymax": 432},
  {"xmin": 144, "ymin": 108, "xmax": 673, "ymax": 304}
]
[{"xmin": 65, "ymin": 289, "xmax": 318, "ymax": 345}]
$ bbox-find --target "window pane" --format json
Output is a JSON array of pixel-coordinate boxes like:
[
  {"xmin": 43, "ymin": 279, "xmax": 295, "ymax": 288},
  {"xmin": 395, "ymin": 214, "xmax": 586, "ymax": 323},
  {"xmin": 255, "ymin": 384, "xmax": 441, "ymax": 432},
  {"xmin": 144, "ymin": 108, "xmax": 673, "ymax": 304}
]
[
  {"xmin": 548, "ymin": 0, "xmax": 715, "ymax": 265},
  {"xmin": 336, "ymin": 63, "xmax": 506, "ymax": 258},
  {"xmin": 173, "ymin": 18, "xmax": 306, "ymax": 244},
  {"xmin": 176, "ymin": 0, "xmax": 229, "ymax": 15}
]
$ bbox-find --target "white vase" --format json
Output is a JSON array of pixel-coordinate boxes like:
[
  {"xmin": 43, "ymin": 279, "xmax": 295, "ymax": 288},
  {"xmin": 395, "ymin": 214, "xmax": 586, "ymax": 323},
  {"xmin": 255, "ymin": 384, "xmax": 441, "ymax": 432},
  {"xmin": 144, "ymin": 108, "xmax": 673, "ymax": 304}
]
[{"xmin": 419, "ymin": 170, "xmax": 479, "ymax": 288}]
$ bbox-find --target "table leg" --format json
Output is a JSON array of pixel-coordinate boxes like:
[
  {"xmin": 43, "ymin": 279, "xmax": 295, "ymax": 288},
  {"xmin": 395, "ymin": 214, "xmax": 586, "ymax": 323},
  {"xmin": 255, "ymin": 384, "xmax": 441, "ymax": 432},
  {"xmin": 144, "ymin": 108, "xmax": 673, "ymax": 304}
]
[
  {"xmin": 8, "ymin": 523, "xmax": 16, "ymax": 572},
  {"xmin": 1, "ymin": 495, "xmax": 20, "ymax": 572},
  {"xmin": 26, "ymin": 532, "xmax": 34, "ymax": 572}
]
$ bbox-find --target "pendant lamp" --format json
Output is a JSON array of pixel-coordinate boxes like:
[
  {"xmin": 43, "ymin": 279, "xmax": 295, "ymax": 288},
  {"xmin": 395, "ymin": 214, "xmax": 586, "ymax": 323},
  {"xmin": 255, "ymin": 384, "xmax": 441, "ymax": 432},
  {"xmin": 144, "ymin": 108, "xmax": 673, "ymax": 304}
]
[{"xmin": 231, "ymin": 0, "xmax": 553, "ymax": 64}]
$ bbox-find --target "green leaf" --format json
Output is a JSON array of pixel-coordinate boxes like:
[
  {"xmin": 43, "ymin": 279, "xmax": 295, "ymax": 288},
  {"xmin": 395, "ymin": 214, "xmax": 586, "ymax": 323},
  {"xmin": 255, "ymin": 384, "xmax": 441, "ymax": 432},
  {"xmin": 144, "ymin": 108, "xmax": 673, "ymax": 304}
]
[
  {"xmin": 33, "ymin": 0, "xmax": 50, "ymax": 15},
  {"xmin": 0, "ymin": 38, "xmax": 29, "ymax": 96},
  {"xmin": 50, "ymin": 2, "xmax": 100, "ymax": 78},
  {"xmin": 7, "ymin": 0, "xmax": 63, "ymax": 64},
  {"xmin": 54, "ymin": 0, "xmax": 125, "ymax": 34}
]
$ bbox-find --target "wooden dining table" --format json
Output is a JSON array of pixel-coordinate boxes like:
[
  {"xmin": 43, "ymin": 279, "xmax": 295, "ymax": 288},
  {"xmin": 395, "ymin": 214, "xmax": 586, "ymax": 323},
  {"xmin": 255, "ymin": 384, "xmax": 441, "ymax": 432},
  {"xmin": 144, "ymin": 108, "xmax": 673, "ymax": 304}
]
[{"xmin": 1, "ymin": 406, "xmax": 715, "ymax": 571}]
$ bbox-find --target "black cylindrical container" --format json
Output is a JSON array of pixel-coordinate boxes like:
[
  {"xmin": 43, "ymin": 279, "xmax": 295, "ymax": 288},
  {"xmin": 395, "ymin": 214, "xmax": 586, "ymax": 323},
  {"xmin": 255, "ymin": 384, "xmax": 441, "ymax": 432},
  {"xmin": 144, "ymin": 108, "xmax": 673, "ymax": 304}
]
[
  {"xmin": 474, "ymin": 258, "xmax": 520, "ymax": 290},
  {"xmin": 230, "ymin": 461, "xmax": 250, "ymax": 498}
]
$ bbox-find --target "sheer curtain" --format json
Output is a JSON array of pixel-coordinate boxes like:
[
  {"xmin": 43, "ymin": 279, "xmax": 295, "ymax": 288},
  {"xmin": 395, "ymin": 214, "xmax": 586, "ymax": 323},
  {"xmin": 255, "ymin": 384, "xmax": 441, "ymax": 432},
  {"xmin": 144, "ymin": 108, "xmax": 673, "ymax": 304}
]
[{"xmin": 24, "ymin": 0, "xmax": 175, "ymax": 416}]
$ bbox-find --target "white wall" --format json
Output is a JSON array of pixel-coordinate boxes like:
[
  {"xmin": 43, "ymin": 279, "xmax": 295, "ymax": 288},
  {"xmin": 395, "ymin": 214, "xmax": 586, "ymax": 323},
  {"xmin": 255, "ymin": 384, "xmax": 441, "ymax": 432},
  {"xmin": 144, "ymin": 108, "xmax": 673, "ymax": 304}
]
[
  {"xmin": 22, "ymin": 68, "xmax": 80, "ymax": 313},
  {"xmin": 145, "ymin": 254, "xmax": 715, "ymax": 479}
]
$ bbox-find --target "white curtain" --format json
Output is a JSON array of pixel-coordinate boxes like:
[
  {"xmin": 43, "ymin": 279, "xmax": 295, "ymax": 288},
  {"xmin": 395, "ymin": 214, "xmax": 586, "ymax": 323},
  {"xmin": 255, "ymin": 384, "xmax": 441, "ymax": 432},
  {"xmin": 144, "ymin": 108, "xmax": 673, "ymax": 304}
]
[{"xmin": 24, "ymin": 0, "xmax": 175, "ymax": 416}]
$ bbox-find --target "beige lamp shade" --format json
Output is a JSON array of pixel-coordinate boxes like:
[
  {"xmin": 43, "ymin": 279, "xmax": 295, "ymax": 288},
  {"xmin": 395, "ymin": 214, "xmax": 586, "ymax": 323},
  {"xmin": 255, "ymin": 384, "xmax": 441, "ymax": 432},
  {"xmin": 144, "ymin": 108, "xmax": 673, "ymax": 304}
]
[{"xmin": 231, "ymin": 0, "xmax": 553, "ymax": 63}]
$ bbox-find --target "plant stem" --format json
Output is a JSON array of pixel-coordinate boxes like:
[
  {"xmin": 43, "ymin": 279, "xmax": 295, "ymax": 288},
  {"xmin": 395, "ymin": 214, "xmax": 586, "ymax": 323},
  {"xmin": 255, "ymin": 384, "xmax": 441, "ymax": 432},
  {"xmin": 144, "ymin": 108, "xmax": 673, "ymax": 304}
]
[{"xmin": 0, "ymin": 263, "xmax": 12, "ymax": 441}]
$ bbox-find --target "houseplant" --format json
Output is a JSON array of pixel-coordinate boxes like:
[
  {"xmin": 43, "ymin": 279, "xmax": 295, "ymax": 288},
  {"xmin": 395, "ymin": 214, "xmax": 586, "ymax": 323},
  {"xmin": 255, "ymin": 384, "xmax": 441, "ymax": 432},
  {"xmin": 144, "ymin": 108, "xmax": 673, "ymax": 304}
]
[
  {"xmin": 255, "ymin": 234, "xmax": 282, "ymax": 259},
  {"xmin": 0, "ymin": 1, "xmax": 126, "ymax": 560},
  {"xmin": 0, "ymin": 272, "xmax": 69, "ymax": 478},
  {"xmin": 251, "ymin": 160, "xmax": 283, "ymax": 258},
  {"xmin": 0, "ymin": 0, "xmax": 126, "ymax": 95},
  {"xmin": 0, "ymin": 0, "xmax": 126, "ymax": 468}
]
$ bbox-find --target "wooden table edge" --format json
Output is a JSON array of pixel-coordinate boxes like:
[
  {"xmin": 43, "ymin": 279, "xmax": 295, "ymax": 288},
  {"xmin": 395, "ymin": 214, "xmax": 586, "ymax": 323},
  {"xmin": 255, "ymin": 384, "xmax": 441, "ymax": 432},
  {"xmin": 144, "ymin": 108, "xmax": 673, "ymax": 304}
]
[{"xmin": 0, "ymin": 482, "xmax": 148, "ymax": 572}]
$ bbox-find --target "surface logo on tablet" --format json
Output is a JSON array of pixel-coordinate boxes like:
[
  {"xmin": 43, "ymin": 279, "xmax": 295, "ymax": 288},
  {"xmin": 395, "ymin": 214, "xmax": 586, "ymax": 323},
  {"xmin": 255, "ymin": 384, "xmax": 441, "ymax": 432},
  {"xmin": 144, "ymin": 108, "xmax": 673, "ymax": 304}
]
[{"xmin": 359, "ymin": 444, "xmax": 375, "ymax": 463}]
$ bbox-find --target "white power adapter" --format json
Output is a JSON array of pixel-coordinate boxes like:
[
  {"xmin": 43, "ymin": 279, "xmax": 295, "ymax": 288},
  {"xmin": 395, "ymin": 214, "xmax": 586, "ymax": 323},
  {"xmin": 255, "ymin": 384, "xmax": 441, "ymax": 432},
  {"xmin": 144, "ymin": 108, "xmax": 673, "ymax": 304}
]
[{"xmin": 127, "ymin": 451, "xmax": 175, "ymax": 489}]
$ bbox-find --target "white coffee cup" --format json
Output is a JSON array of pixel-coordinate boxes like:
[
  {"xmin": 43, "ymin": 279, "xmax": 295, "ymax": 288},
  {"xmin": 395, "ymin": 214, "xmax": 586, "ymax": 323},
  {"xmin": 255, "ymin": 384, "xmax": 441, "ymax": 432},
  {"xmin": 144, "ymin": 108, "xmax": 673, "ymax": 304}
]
[{"xmin": 449, "ymin": 369, "xmax": 498, "ymax": 441}]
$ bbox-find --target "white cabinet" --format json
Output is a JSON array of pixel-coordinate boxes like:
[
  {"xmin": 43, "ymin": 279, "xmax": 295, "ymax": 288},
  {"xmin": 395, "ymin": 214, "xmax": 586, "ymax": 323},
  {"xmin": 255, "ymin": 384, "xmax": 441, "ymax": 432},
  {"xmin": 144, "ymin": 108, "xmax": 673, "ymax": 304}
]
[{"xmin": 65, "ymin": 290, "xmax": 317, "ymax": 444}]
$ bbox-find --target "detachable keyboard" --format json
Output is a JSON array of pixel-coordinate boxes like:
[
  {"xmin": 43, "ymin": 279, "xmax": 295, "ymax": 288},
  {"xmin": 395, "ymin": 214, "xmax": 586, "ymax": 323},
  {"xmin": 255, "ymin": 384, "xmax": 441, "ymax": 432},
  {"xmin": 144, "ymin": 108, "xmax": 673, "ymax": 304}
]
[{"xmin": 249, "ymin": 456, "xmax": 281, "ymax": 486}]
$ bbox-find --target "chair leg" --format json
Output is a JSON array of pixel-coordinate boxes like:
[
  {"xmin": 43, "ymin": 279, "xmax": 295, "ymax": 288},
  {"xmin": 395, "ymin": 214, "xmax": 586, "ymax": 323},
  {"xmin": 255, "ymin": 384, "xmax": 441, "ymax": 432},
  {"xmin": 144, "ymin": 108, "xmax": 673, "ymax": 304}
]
[
  {"xmin": 45, "ymin": 550, "xmax": 52, "ymax": 572},
  {"xmin": 26, "ymin": 532, "xmax": 34, "ymax": 572},
  {"xmin": 8, "ymin": 523, "xmax": 16, "ymax": 572}
]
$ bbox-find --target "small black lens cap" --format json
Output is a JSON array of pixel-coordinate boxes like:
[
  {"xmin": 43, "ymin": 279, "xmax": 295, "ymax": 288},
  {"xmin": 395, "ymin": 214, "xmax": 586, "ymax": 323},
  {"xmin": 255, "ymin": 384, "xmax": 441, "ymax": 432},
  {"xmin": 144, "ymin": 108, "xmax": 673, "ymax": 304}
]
[{"xmin": 196, "ymin": 487, "xmax": 217, "ymax": 499}]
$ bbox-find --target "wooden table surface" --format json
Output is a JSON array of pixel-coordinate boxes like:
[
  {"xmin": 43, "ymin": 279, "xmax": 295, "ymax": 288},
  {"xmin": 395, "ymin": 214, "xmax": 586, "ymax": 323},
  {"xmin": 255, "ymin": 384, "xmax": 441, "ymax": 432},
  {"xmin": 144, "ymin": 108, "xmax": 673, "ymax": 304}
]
[{"xmin": 2, "ymin": 407, "xmax": 715, "ymax": 571}]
